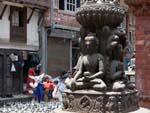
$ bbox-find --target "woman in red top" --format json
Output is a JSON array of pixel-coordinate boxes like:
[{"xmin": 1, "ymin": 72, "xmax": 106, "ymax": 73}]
[{"xmin": 26, "ymin": 67, "xmax": 36, "ymax": 94}]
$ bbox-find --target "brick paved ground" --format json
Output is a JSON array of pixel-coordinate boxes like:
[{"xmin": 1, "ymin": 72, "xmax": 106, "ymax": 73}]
[
  {"xmin": 0, "ymin": 101, "xmax": 149, "ymax": 113},
  {"xmin": 0, "ymin": 94, "xmax": 149, "ymax": 113},
  {"xmin": 0, "ymin": 101, "xmax": 62, "ymax": 113}
]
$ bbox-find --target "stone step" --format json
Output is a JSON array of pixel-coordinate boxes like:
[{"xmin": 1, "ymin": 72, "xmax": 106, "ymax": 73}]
[{"xmin": 0, "ymin": 94, "xmax": 32, "ymax": 106}]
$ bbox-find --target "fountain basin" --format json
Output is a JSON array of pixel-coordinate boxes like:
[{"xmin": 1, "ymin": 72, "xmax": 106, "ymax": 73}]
[{"xmin": 76, "ymin": 3, "xmax": 126, "ymax": 29}]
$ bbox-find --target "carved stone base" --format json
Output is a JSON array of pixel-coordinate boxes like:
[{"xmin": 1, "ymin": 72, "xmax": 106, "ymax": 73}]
[
  {"xmin": 63, "ymin": 90, "xmax": 139, "ymax": 113},
  {"xmin": 53, "ymin": 108, "xmax": 150, "ymax": 113}
]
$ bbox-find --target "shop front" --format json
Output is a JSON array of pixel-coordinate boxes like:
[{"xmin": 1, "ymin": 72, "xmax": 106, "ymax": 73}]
[{"xmin": 0, "ymin": 49, "xmax": 40, "ymax": 97}]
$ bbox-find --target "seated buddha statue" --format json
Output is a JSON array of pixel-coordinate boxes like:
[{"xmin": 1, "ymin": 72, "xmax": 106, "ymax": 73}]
[{"xmin": 66, "ymin": 33, "xmax": 106, "ymax": 91}]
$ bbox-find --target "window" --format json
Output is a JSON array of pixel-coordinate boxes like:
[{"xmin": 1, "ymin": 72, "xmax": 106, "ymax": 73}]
[
  {"xmin": 59, "ymin": 0, "xmax": 65, "ymax": 10},
  {"xmin": 72, "ymin": 40, "xmax": 80, "ymax": 67},
  {"xmin": 59, "ymin": 0, "xmax": 80, "ymax": 12},
  {"xmin": 129, "ymin": 14, "xmax": 135, "ymax": 26},
  {"xmin": 128, "ymin": 31, "xmax": 135, "ymax": 52},
  {"xmin": 76, "ymin": 0, "xmax": 80, "ymax": 7},
  {"xmin": 53, "ymin": 0, "xmax": 59, "ymax": 9},
  {"xmin": 12, "ymin": 10, "xmax": 24, "ymax": 27},
  {"xmin": 66, "ymin": 0, "xmax": 76, "ymax": 11},
  {"xmin": 10, "ymin": 7, "xmax": 27, "ymax": 43}
]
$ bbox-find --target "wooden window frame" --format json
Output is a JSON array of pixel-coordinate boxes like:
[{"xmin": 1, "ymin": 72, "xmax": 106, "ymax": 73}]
[
  {"xmin": 65, "ymin": 0, "xmax": 77, "ymax": 12},
  {"xmin": 10, "ymin": 6, "xmax": 27, "ymax": 43},
  {"xmin": 59, "ymin": 0, "xmax": 80, "ymax": 12}
]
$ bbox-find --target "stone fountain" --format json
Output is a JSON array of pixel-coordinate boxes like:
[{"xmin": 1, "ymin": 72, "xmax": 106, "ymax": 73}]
[{"xmin": 61, "ymin": 0, "xmax": 149, "ymax": 113}]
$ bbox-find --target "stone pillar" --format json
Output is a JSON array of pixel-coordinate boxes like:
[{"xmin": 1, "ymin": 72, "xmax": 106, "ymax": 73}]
[{"xmin": 125, "ymin": 0, "xmax": 150, "ymax": 108}]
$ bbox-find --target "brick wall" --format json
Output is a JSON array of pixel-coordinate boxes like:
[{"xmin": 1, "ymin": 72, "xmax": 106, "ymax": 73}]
[
  {"xmin": 44, "ymin": 2, "xmax": 80, "ymax": 28},
  {"xmin": 135, "ymin": 16, "xmax": 150, "ymax": 108},
  {"xmin": 125, "ymin": 0, "xmax": 150, "ymax": 108},
  {"xmin": 53, "ymin": 10, "xmax": 80, "ymax": 28}
]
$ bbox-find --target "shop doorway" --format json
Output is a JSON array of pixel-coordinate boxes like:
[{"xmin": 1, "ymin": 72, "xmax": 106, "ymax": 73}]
[{"xmin": 22, "ymin": 52, "xmax": 40, "ymax": 92}]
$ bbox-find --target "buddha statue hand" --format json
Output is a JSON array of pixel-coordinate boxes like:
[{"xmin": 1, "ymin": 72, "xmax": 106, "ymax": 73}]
[{"xmin": 83, "ymin": 72, "xmax": 92, "ymax": 82}]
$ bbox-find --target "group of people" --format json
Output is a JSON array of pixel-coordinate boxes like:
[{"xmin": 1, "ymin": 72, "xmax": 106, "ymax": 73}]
[{"xmin": 25, "ymin": 65, "xmax": 63, "ymax": 103}]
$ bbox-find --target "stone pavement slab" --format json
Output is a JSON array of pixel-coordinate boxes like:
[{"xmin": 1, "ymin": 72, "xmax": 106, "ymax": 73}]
[{"xmin": 0, "ymin": 94, "xmax": 32, "ymax": 106}]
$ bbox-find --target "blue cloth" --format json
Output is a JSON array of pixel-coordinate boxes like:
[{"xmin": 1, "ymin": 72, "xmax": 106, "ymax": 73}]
[
  {"xmin": 33, "ymin": 83, "xmax": 44, "ymax": 103},
  {"xmin": 124, "ymin": 58, "xmax": 130, "ymax": 70}
]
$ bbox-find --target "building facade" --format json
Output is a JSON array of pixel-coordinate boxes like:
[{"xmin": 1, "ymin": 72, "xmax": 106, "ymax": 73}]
[
  {"xmin": 46, "ymin": 0, "xmax": 136, "ymax": 76},
  {"xmin": 0, "ymin": 0, "xmax": 50, "ymax": 96},
  {"xmin": 125, "ymin": 0, "xmax": 150, "ymax": 108},
  {"xmin": 46, "ymin": 0, "xmax": 80, "ymax": 76},
  {"xmin": 119, "ymin": 0, "xmax": 136, "ymax": 57}
]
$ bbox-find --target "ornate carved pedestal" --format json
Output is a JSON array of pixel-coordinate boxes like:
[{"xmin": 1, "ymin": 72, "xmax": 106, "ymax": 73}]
[
  {"xmin": 63, "ymin": 90, "xmax": 139, "ymax": 113},
  {"xmin": 54, "ymin": 107, "xmax": 150, "ymax": 113}
]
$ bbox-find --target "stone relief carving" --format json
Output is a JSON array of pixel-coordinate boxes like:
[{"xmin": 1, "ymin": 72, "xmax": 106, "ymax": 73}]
[
  {"xmin": 92, "ymin": 96, "xmax": 104, "ymax": 112},
  {"xmin": 78, "ymin": 96, "xmax": 92, "ymax": 111},
  {"xmin": 105, "ymin": 96, "xmax": 118, "ymax": 113}
]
